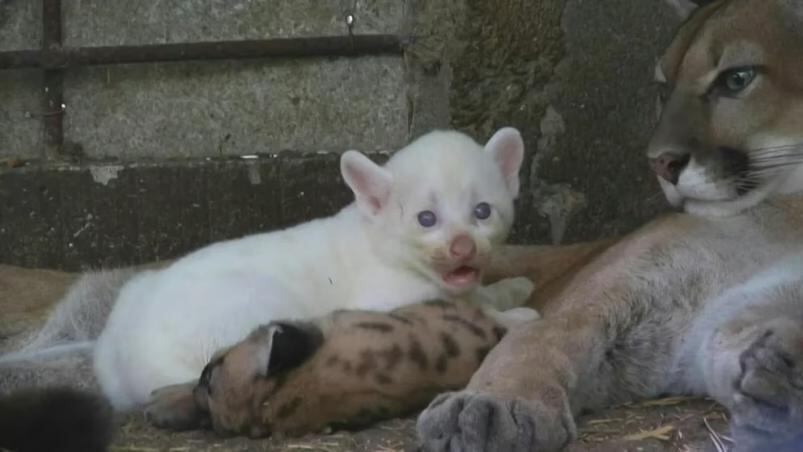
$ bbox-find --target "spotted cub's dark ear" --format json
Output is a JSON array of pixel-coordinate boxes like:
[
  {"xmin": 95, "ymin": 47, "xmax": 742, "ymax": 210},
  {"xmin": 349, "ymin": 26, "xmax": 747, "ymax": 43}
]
[
  {"xmin": 665, "ymin": 0, "xmax": 717, "ymax": 19},
  {"xmin": 250, "ymin": 321, "xmax": 324, "ymax": 378}
]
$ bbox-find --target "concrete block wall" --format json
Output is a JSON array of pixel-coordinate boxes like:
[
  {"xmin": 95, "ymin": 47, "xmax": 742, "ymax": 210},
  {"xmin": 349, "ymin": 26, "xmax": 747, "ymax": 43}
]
[
  {"xmin": 0, "ymin": 0, "xmax": 683, "ymax": 270},
  {"xmin": 1, "ymin": 0, "xmax": 412, "ymax": 161}
]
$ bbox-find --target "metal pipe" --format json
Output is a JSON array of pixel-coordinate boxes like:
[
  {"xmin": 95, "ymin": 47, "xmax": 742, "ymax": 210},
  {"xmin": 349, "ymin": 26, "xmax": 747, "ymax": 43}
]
[
  {"xmin": 0, "ymin": 35, "xmax": 407, "ymax": 70},
  {"xmin": 41, "ymin": 0, "xmax": 64, "ymax": 156},
  {"xmin": 42, "ymin": 0, "xmax": 62, "ymax": 47},
  {"xmin": 0, "ymin": 50, "xmax": 40, "ymax": 69}
]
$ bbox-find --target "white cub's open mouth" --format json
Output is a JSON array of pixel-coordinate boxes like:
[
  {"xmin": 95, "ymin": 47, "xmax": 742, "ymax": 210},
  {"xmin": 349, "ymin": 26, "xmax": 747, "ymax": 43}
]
[{"xmin": 441, "ymin": 265, "xmax": 481, "ymax": 290}]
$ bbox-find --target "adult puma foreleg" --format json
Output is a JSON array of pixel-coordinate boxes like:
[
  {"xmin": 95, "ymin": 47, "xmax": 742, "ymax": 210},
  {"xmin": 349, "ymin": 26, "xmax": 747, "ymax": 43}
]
[
  {"xmin": 417, "ymin": 217, "xmax": 715, "ymax": 451},
  {"xmin": 482, "ymin": 240, "xmax": 617, "ymax": 309}
]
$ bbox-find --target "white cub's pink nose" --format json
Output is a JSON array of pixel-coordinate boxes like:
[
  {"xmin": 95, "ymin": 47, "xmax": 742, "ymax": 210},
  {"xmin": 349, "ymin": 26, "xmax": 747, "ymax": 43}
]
[{"xmin": 449, "ymin": 235, "xmax": 476, "ymax": 260}]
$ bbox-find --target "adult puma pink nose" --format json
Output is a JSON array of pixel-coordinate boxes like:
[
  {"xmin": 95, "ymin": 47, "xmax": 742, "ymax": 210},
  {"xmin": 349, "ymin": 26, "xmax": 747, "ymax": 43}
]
[{"xmin": 449, "ymin": 235, "xmax": 476, "ymax": 260}]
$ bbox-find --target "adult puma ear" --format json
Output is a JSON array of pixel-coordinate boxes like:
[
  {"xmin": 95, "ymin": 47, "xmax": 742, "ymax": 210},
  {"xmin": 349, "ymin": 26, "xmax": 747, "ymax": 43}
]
[
  {"xmin": 340, "ymin": 150, "xmax": 393, "ymax": 216},
  {"xmin": 484, "ymin": 127, "xmax": 524, "ymax": 198},
  {"xmin": 665, "ymin": 0, "xmax": 716, "ymax": 20},
  {"xmin": 250, "ymin": 321, "xmax": 324, "ymax": 378}
]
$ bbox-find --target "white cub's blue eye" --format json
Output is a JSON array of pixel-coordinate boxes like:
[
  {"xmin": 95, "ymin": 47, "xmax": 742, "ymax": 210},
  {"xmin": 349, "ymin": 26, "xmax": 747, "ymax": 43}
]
[
  {"xmin": 474, "ymin": 202, "xmax": 492, "ymax": 220},
  {"xmin": 417, "ymin": 210, "xmax": 437, "ymax": 227}
]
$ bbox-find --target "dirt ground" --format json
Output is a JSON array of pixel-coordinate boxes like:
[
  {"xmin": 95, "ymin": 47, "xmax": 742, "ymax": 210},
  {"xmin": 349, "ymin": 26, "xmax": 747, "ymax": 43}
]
[
  {"xmin": 107, "ymin": 396, "xmax": 731, "ymax": 452},
  {"xmin": 0, "ymin": 265, "xmax": 733, "ymax": 452}
]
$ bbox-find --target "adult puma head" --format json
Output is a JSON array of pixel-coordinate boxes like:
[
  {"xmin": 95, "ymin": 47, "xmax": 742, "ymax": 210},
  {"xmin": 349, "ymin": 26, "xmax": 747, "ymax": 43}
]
[{"xmin": 650, "ymin": 0, "xmax": 803, "ymax": 216}]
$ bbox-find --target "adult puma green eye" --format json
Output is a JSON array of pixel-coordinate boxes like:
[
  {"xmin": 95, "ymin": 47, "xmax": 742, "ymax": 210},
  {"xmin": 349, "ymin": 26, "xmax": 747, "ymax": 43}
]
[{"xmin": 712, "ymin": 67, "xmax": 757, "ymax": 96}]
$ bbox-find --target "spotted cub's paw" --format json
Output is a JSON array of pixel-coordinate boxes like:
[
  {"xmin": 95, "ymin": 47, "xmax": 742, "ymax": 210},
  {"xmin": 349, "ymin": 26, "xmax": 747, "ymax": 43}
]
[
  {"xmin": 416, "ymin": 390, "xmax": 573, "ymax": 452},
  {"xmin": 144, "ymin": 383, "xmax": 205, "ymax": 431},
  {"xmin": 729, "ymin": 323, "xmax": 803, "ymax": 451}
]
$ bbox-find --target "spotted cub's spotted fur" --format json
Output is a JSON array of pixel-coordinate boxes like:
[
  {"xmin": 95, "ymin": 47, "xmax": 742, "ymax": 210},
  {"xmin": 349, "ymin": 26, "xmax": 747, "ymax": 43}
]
[{"xmin": 145, "ymin": 299, "xmax": 514, "ymax": 438}]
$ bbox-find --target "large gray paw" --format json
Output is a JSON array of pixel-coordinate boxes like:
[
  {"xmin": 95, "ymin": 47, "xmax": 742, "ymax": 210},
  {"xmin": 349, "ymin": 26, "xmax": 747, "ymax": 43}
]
[
  {"xmin": 729, "ymin": 326, "xmax": 803, "ymax": 451},
  {"xmin": 416, "ymin": 391, "xmax": 574, "ymax": 452}
]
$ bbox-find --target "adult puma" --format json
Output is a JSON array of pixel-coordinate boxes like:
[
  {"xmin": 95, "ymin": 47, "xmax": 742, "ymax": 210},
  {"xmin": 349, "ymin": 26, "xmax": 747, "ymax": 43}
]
[{"xmin": 417, "ymin": 1, "xmax": 803, "ymax": 451}]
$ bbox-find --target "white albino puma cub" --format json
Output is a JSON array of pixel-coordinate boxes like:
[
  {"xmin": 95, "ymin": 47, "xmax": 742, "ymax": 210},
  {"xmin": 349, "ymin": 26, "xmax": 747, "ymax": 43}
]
[{"xmin": 92, "ymin": 128, "xmax": 536, "ymax": 410}]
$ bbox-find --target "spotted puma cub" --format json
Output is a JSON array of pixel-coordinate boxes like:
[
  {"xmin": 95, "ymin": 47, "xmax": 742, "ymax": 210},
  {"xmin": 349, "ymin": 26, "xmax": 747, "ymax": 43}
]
[{"xmin": 145, "ymin": 284, "xmax": 529, "ymax": 438}]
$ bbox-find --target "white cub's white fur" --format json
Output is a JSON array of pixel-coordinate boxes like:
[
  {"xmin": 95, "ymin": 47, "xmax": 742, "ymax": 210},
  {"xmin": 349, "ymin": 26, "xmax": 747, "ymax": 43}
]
[{"xmin": 93, "ymin": 128, "xmax": 528, "ymax": 410}]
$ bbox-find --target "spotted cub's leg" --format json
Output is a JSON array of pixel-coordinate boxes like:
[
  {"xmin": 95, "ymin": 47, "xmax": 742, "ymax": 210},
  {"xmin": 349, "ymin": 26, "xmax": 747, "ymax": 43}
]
[{"xmin": 144, "ymin": 382, "xmax": 207, "ymax": 431}]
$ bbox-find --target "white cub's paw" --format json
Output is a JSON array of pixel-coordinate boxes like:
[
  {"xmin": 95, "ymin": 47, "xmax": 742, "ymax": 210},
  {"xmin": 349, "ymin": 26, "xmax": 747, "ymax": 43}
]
[
  {"xmin": 485, "ymin": 307, "xmax": 540, "ymax": 329},
  {"xmin": 497, "ymin": 276, "xmax": 536, "ymax": 304},
  {"xmin": 471, "ymin": 276, "xmax": 535, "ymax": 311},
  {"xmin": 503, "ymin": 307, "xmax": 540, "ymax": 322}
]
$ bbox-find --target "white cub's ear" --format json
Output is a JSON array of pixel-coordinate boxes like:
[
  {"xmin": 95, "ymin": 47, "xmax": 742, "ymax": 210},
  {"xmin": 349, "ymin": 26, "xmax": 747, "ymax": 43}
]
[
  {"xmin": 665, "ymin": 0, "xmax": 711, "ymax": 20},
  {"xmin": 484, "ymin": 127, "xmax": 524, "ymax": 198},
  {"xmin": 340, "ymin": 150, "xmax": 393, "ymax": 215}
]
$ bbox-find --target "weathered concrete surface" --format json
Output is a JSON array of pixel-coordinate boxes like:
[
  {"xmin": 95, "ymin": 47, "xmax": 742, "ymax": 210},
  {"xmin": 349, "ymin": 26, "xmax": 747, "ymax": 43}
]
[
  {"xmin": 533, "ymin": 0, "xmax": 679, "ymax": 242},
  {"xmin": 62, "ymin": 0, "xmax": 405, "ymax": 46},
  {"xmin": 64, "ymin": 57, "xmax": 408, "ymax": 160},
  {"xmin": 443, "ymin": 0, "xmax": 680, "ymax": 244},
  {"xmin": 0, "ymin": 70, "xmax": 43, "ymax": 160},
  {"xmin": 0, "ymin": 0, "xmax": 44, "ymax": 160},
  {"xmin": 1, "ymin": 0, "xmax": 410, "ymax": 161},
  {"xmin": 2, "ymin": 0, "xmax": 686, "ymax": 265},
  {"xmin": 0, "ymin": 0, "xmax": 40, "ymax": 51},
  {"xmin": 401, "ymin": 0, "xmax": 464, "ymax": 138},
  {"xmin": 0, "ymin": 154, "xmax": 384, "ymax": 271}
]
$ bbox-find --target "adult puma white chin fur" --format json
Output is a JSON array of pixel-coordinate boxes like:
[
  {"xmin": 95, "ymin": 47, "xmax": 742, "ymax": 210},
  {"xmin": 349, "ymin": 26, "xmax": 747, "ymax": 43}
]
[{"xmin": 92, "ymin": 127, "xmax": 525, "ymax": 410}]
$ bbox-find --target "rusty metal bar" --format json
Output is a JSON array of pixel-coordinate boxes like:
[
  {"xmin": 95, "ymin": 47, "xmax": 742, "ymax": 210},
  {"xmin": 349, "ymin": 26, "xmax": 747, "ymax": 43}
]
[
  {"xmin": 0, "ymin": 35, "xmax": 407, "ymax": 70},
  {"xmin": 0, "ymin": 50, "xmax": 39, "ymax": 69},
  {"xmin": 41, "ymin": 0, "xmax": 64, "ymax": 155},
  {"xmin": 42, "ymin": 0, "xmax": 62, "ymax": 46}
]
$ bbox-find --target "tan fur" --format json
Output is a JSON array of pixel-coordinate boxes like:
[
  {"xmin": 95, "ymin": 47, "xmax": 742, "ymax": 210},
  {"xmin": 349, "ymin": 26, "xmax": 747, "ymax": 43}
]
[
  {"xmin": 0, "ymin": 260, "xmax": 171, "ymax": 350},
  {"xmin": 0, "ymin": 265, "xmax": 77, "ymax": 343},
  {"xmin": 144, "ymin": 300, "xmax": 512, "ymax": 438},
  {"xmin": 482, "ymin": 239, "xmax": 617, "ymax": 310},
  {"xmin": 416, "ymin": 2, "xmax": 803, "ymax": 452}
]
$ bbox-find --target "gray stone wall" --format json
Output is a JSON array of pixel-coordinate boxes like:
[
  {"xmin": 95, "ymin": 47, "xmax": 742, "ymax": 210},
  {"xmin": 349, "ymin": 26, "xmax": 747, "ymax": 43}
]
[
  {"xmin": 434, "ymin": 0, "xmax": 680, "ymax": 243},
  {"xmin": 0, "ymin": 0, "xmax": 682, "ymax": 270}
]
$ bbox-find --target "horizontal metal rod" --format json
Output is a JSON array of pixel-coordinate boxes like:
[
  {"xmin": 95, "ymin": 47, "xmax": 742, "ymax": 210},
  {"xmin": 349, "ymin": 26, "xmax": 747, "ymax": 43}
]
[{"xmin": 0, "ymin": 34, "xmax": 407, "ymax": 70}]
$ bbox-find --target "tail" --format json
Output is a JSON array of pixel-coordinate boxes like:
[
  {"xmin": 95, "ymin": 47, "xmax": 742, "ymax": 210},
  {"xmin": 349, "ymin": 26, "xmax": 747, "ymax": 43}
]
[
  {"xmin": 0, "ymin": 341, "xmax": 94, "ymax": 365},
  {"xmin": 5, "ymin": 268, "xmax": 137, "ymax": 359},
  {"xmin": 0, "ymin": 387, "xmax": 114, "ymax": 452},
  {"xmin": 0, "ymin": 268, "xmax": 139, "ymax": 395}
]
